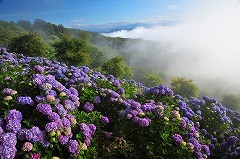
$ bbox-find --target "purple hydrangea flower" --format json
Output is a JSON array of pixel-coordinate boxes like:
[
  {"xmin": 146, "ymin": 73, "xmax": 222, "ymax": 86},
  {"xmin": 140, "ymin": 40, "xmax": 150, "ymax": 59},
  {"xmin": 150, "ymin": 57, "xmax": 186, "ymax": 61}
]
[
  {"xmin": 227, "ymin": 136, "xmax": 238, "ymax": 145},
  {"xmin": 48, "ymin": 112, "xmax": 61, "ymax": 121},
  {"xmin": 0, "ymin": 145, "xmax": 17, "ymax": 159},
  {"xmin": 34, "ymin": 95, "xmax": 45, "ymax": 102},
  {"xmin": 65, "ymin": 114, "xmax": 77, "ymax": 124},
  {"xmin": 172, "ymin": 134, "xmax": 184, "ymax": 145},
  {"xmin": 17, "ymin": 128, "xmax": 28, "ymax": 141},
  {"xmin": 111, "ymin": 91, "xmax": 120, "ymax": 98},
  {"xmin": 58, "ymin": 135, "xmax": 69, "ymax": 145},
  {"xmin": 104, "ymin": 131, "xmax": 112, "ymax": 139},
  {"xmin": 2, "ymin": 88, "xmax": 14, "ymax": 95},
  {"xmin": 36, "ymin": 103, "xmax": 52, "ymax": 115},
  {"xmin": 6, "ymin": 120, "xmax": 21, "ymax": 133},
  {"xmin": 141, "ymin": 103, "xmax": 154, "ymax": 112},
  {"xmin": 28, "ymin": 127, "xmax": 44, "ymax": 143},
  {"xmin": 62, "ymin": 88, "xmax": 71, "ymax": 97},
  {"xmin": 45, "ymin": 122, "xmax": 58, "ymax": 132},
  {"xmin": 17, "ymin": 96, "xmax": 34, "ymax": 105},
  {"xmin": 63, "ymin": 100, "xmax": 75, "ymax": 111},
  {"xmin": 0, "ymin": 132, "xmax": 17, "ymax": 146},
  {"xmin": 46, "ymin": 90, "xmax": 57, "ymax": 96},
  {"xmin": 202, "ymin": 145, "xmax": 210, "ymax": 156},
  {"xmin": 188, "ymin": 137, "xmax": 202, "ymax": 152},
  {"xmin": 130, "ymin": 110, "xmax": 138, "ymax": 117},
  {"xmin": 40, "ymin": 140, "xmax": 50, "ymax": 148},
  {"xmin": 235, "ymin": 147, "xmax": 240, "ymax": 155},
  {"xmin": 33, "ymin": 65, "xmax": 44, "ymax": 73},
  {"xmin": 193, "ymin": 151, "xmax": 203, "ymax": 159},
  {"xmin": 84, "ymin": 138, "xmax": 91, "ymax": 146},
  {"xmin": 5, "ymin": 109, "xmax": 22, "ymax": 121},
  {"xmin": 101, "ymin": 116, "xmax": 109, "ymax": 124},
  {"xmin": 94, "ymin": 96, "xmax": 101, "ymax": 104},
  {"xmin": 118, "ymin": 87, "xmax": 125, "ymax": 94},
  {"xmin": 79, "ymin": 123, "xmax": 91, "ymax": 138},
  {"xmin": 53, "ymin": 82, "xmax": 65, "ymax": 91},
  {"xmin": 0, "ymin": 126, "xmax": 4, "ymax": 135},
  {"xmin": 88, "ymin": 124, "xmax": 96, "ymax": 135},
  {"xmin": 130, "ymin": 101, "xmax": 141, "ymax": 109},
  {"xmin": 61, "ymin": 118, "xmax": 71, "ymax": 128},
  {"xmin": 200, "ymin": 129, "xmax": 207, "ymax": 136},
  {"xmin": 69, "ymin": 94, "xmax": 79, "ymax": 102},
  {"xmin": 69, "ymin": 87, "xmax": 78, "ymax": 96},
  {"xmin": 211, "ymin": 138, "xmax": 217, "ymax": 144},
  {"xmin": 40, "ymin": 82, "xmax": 52, "ymax": 91},
  {"xmin": 0, "ymin": 118, "xmax": 4, "ymax": 127},
  {"xmin": 138, "ymin": 118, "xmax": 150, "ymax": 127},
  {"xmin": 181, "ymin": 118, "xmax": 187, "ymax": 130},
  {"xmin": 68, "ymin": 139, "xmax": 79, "ymax": 155},
  {"xmin": 33, "ymin": 77, "xmax": 42, "ymax": 85},
  {"xmin": 126, "ymin": 114, "xmax": 133, "ymax": 119},
  {"xmin": 55, "ymin": 104, "xmax": 67, "ymax": 117},
  {"xmin": 83, "ymin": 102, "xmax": 94, "ymax": 113}
]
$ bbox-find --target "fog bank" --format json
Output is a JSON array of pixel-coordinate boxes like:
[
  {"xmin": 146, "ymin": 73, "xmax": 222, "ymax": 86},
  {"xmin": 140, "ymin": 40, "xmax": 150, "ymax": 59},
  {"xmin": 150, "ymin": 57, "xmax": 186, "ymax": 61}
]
[{"xmin": 104, "ymin": 0, "xmax": 240, "ymax": 96}]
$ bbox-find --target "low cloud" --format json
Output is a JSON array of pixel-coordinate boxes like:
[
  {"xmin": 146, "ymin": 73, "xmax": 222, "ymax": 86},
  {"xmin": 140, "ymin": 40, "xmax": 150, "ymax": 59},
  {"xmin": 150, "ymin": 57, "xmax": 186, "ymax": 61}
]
[
  {"xmin": 168, "ymin": 4, "xmax": 180, "ymax": 10},
  {"xmin": 71, "ymin": 19, "xmax": 87, "ymax": 23},
  {"xmin": 72, "ymin": 16, "xmax": 177, "ymax": 32},
  {"xmin": 103, "ymin": 0, "xmax": 240, "ymax": 96}
]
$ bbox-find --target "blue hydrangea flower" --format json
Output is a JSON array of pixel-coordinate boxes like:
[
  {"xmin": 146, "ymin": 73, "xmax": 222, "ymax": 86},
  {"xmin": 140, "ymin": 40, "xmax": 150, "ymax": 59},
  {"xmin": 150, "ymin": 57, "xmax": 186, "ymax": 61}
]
[{"xmin": 17, "ymin": 96, "xmax": 34, "ymax": 105}]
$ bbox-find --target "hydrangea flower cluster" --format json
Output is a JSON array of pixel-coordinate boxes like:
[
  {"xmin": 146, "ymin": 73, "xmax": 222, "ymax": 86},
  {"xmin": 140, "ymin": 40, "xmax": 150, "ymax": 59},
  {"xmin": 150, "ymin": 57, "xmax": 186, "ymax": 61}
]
[
  {"xmin": 79, "ymin": 123, "xmax": 96, "ymax": 147},
  {"xmin": 172, "ymin": 134, "xmax": 184, "ymax": 145},
  {"xmin": 0, "ymin": 133, "xmax": 17, "ymax": 159},
  {"xmin": 0, "ymin": 112, "xmax": 19, "ymax": 159}
]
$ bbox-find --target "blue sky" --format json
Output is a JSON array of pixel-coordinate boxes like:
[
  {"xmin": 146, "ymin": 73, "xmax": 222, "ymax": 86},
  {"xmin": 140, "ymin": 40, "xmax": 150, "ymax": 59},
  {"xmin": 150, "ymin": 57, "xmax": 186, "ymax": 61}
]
[{"xmin": 0, "ymin": 0, "xmax": 183, "ymax": 31}]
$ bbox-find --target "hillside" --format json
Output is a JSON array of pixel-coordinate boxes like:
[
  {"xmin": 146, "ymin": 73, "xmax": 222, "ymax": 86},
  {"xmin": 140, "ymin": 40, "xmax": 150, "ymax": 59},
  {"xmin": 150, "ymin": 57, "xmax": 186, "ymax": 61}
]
[
  {"xmin": 1, "ymin": 19, "xmax": 240, "ymax": 112},
  {"xmin": 0, "ymin": 19, "xmax": 133, "ymax": 50},
  {"xmin": 0, "ymin": 51, "xmax": 239, "ymax": 158}
]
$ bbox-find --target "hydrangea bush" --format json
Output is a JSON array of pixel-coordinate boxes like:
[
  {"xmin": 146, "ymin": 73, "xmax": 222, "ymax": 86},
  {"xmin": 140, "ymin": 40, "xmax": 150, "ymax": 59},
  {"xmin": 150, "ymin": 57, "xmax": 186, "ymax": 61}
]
[{"xmin": 0, "ymin": 50, "xmax": 239, "ymax": 159}]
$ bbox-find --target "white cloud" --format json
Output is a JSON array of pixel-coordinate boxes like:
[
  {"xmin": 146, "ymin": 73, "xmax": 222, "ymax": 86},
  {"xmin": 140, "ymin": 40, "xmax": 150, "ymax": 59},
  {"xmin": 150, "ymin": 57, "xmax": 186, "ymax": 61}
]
[
  {"xmin": 71, "ymin": 15, "xmax": 178, "ymax": 32},
  {"xmin": 71, "ymin": 19, "xmax": 87, "ymax": 23},
  {"xmin": 168, "ymin": 4, "xmax": 180, "ymax": 10}
]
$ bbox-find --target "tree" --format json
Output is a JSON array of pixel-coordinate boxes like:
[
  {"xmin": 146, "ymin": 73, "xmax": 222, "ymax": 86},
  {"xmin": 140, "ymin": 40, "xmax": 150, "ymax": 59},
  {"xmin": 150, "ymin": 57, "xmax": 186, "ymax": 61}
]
[
  {"xmin": 170, "ymin": 77, "xmax": 199, "ymax": 97},
  {"xmin": 102, "ymin": 55, "xmax": 132, "ymax": 79},
  {"xmin": 8, "ymin": 33, "xmax": 54, "ymax": 58},
  {"xmin": 53, "ymin": 35, "xmax": 108, "ymax": 68},
  {"xmin": 133, "ymin": 67, "xmax": 165, "ymax": 87},
  {"xmin": 88, "ymin": 46, "xmax": 108, "ymax": 69},
  {"xmin": 53, "ymin": 35, "xmax": 91, "ymax": 67},
  {"xmin": 142, "ymin": 73, "xmax": 163, "ymax": 87},
  {"xmin": 221, "ymin": 94, "xmax": 240, "ymax": 111}
]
